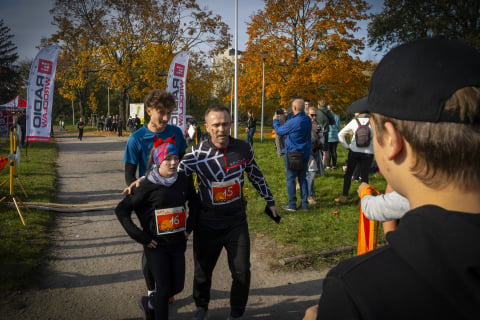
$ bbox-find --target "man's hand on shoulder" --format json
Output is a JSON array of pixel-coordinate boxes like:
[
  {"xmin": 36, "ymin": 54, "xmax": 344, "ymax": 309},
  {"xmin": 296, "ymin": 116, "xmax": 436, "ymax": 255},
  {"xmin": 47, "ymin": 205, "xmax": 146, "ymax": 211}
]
[{"xmin": 122, "ymin": 176, "xmax": 145, "ymax": 196}]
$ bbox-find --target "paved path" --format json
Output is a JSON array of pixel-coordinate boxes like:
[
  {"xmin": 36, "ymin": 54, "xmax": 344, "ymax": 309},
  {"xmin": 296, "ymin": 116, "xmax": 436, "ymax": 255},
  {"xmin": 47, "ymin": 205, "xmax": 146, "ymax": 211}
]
[{"xmin": 2, "ymin": 133, "xmax": 326, "ymax": 320}]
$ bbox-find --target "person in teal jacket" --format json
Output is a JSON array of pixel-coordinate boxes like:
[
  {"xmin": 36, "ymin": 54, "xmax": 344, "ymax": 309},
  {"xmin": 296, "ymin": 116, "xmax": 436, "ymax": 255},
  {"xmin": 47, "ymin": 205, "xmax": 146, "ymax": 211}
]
[{"xmin": 324, "ymin": 105, "xmax": 341, "ymax": 169}]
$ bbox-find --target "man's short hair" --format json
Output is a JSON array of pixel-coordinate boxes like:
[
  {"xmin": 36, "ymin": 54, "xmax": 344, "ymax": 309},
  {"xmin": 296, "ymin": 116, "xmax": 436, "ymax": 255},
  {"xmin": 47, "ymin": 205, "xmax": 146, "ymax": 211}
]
[
  {"xmin": 144, "ymin": 89, "xmax": 177, "ymax": 111},
  {"xmin": 292, "ymin": 98, "xmax": 305, "ymax": 112},
  {"xmin": 204, "ymin": 104, "xmax": 231, "ymax": 121}
]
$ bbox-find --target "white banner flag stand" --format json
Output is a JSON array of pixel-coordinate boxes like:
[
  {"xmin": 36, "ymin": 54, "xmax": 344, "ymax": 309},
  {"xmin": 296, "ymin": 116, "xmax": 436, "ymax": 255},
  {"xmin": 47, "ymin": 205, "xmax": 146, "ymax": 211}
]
[
  {"xmin": 26, "ymin": 45, "xmax": 60, "ymax": 143},
  {"xmin": 166, "ymin": 51, "xmax": 190, "ymax": 135}
]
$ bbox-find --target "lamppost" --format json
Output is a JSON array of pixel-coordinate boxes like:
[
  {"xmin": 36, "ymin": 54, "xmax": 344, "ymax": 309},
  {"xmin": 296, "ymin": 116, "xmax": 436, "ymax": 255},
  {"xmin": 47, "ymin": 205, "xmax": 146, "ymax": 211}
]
[
  {"xmin": 71, "ymin": 99, "xmax": 75, "ymax": 125},
  {"xmin": 260, "ymin": 50, "xmax": 268, "ymax": 142},
  {"xmin": 107, "ymin": 86, "xmax": 110, "ymax": 117},
  {"xmin": 230, "ymin": 75, "xmax": 234, "ymax": 135}
]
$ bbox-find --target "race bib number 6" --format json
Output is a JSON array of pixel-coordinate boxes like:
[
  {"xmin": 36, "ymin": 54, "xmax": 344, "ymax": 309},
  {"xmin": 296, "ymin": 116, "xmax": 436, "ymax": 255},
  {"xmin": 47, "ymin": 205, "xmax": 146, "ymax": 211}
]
[
  {"xmin": 154, "ymin": 206, "xmax": 186, "ymax": 235},
  {"xmin": 212, "ymin": 179, "xmax": 241, "ymax": 204}
]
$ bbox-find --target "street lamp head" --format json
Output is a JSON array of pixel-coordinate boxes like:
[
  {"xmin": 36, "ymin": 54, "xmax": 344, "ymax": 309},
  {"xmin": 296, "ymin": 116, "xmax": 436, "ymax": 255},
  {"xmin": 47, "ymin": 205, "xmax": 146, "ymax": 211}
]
[{"xmin": 261, "ymin": 50, "xmax": 268, "ymax": 61}]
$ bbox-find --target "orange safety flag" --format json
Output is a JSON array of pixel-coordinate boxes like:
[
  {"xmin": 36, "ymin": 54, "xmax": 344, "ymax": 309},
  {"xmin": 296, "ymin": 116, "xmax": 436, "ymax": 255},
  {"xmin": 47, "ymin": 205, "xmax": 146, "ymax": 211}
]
[
  {"xmin": 0, "ymin": 156, "xmax": 8, "ymax": 172},
  {"xmin": 357, "ymin": 185, "xmax": 380, "ymax": 255}
]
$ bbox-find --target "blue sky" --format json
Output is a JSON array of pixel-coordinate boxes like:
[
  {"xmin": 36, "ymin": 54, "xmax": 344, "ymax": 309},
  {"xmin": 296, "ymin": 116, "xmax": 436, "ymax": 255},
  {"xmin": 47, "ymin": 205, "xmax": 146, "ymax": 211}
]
[{"xmin": 1, "ymin": 0, "xmax": 385, "ymax": 62}]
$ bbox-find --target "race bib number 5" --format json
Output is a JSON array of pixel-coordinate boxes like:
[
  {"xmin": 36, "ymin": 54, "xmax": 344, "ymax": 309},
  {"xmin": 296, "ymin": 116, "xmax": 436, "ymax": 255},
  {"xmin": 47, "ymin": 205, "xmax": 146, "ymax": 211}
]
[
  {"xmin": 212, "ymin": 179, "xmax": 241, "ymax": 204},
  {"xmin": 154, "ymin": 206, "xmax": 186, "ymax": 235}
]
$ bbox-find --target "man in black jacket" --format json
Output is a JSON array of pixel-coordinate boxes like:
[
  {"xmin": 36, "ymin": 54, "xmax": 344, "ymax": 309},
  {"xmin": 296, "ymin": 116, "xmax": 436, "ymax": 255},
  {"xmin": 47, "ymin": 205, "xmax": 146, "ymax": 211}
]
[
  {"xmin": 180, "ymin": 105, "xmax": 279, "ymax": 320},
  {"xmin": 304, "ymin": 38, "xmax": 480, "ymax": 320}
]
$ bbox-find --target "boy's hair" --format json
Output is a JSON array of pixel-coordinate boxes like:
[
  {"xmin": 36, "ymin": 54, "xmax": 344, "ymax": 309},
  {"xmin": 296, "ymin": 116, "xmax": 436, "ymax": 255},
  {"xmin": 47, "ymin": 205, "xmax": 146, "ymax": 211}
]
[
  {"xmin": 204, "ymin": 105, "xmax": 231, "ymax": 121},
  {"xmin": 144, "ymin": 89, "xmax": 177, "ymax": 111},
  {"xmin": 372, "ymin": 86, "xmax": 480, "ymax": 190}
]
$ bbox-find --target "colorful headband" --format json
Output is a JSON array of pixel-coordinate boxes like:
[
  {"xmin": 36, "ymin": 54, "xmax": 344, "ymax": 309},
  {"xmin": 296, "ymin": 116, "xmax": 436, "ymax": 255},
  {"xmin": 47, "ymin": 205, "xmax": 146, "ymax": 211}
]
[{"xmin": 153, "ymin": 135, "xmax": 178, "ymax": 165}]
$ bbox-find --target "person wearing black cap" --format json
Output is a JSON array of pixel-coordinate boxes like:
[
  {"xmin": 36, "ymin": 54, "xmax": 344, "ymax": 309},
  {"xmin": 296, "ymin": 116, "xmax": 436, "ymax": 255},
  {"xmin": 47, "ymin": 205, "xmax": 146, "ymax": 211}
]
[{"xmin": 303, "ymin": 38, "xmax": 480, "ymax": 320}]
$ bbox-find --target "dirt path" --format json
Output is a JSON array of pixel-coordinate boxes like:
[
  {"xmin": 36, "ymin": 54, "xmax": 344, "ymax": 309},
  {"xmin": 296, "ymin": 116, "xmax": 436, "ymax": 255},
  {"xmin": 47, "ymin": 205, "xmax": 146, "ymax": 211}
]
[{"xmin": 1, "ymin": 133, "xmax": 326, "ymax": 320}]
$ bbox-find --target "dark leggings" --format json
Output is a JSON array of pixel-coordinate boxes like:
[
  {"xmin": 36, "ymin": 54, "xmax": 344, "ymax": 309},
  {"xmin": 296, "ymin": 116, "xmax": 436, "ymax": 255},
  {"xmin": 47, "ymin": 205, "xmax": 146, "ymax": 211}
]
[
  {"xmin": 342, "ymin": 150, "xmax": 374, "ymax": 196},
  {"xmin": 144, "ymin": 241, "xmax": 186, "ymax": 320},
  {"xmin": 142, "ymin": 252, "xmax": 156, "ymax": 291},
  {"xmin": 193, "ymin": 222, "xmax": 251, "ymax": 318},
  {"xmin": 324, "ymin": 141, "xmax": 338, "ymax": 167}
]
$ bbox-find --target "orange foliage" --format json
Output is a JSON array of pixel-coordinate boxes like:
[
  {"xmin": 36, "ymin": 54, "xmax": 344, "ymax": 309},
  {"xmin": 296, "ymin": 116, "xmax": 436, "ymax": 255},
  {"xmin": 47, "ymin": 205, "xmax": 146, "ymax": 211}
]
[{"xmin": 239, "ymin": 0, "xmax": 374, "ymax": 115}]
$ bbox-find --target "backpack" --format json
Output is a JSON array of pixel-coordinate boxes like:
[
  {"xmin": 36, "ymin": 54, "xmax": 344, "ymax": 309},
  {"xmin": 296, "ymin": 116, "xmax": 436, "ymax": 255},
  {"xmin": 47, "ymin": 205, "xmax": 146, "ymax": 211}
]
[
  {"xmin": 319, "ymin": 108, "xmax": 335, "ymax": 125},
  {"xmin": 354, "ymin": 118, "xmax": 371, "ymax": 148}
]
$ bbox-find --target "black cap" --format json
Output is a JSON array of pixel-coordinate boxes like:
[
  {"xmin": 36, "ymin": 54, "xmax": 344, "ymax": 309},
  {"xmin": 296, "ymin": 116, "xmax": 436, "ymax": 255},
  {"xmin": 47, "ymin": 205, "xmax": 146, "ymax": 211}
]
[{"xmin": 348, "ymin": 38, "xmax": 480, "ymax": 123}]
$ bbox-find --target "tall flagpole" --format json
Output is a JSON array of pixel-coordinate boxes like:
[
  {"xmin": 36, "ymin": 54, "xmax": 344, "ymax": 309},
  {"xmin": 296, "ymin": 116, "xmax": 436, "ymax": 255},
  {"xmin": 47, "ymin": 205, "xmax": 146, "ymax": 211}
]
[{"xmin": 234, "ymin": 0, "xmax": 238, "ymax": 138}]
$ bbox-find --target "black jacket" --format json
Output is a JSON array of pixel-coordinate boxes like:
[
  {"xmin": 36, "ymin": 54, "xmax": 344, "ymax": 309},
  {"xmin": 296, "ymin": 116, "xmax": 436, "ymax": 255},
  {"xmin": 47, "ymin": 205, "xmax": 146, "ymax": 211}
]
[
  {"xmin": 179, "ymin": 137, "xmax": 275, "ymax": 229},
  {"xmin": 316, "ymin": 205, "xmax": 480, "ymax": 320},
  {"xmin": 115, "ymin": 172, "xmax": 199, "ymax": 247}
]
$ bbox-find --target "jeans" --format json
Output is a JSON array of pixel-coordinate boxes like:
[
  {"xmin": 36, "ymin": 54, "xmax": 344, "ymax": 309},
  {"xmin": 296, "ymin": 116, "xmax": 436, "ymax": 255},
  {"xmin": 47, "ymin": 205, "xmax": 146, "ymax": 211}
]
[
  {"xmin": 246, "ymin": 127, "xmax": 256, "ymax": 145},
  {"xmin": 193, "ymin": 222, "xmax": 251, "ymax": 318},
  {"xmin": 342, "ymin": 150, "xmax": 374, "ymax": 196},
  {"xmin": 284, "ymin": 155, "xmax": 309, "ymax": 209},
  {"xmin": 306, "ymin": 170, "xmax": 316, "ymax": 198}
]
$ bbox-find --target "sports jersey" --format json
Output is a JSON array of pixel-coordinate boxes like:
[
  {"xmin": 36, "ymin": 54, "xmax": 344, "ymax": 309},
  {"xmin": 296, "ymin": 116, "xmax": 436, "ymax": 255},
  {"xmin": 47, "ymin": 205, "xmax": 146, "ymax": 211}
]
[
  {"xmin": 123, "ymin": 125, "xmax": 187, "ymax": 177},
  {"xmin": 178, "ymin": 137, "xmax": 275, "ymax": 228}
]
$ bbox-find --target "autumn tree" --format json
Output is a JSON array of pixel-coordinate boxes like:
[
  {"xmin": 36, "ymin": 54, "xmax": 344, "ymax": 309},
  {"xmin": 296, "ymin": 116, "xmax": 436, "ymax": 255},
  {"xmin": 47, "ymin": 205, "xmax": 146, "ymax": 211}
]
[
  {"xmin": 0, "ymin": 19, "xmax": 21, "ymax": 102},
  {"xmin": 239, "ymin": 0, "xmax": 373, "ymax": 117},
  {"xmin": 50, "ymin": 1, "xmax": 107, "ymax": 118},
  {"xmin": 368, "ymin": 0, "xmax": 480, "ymax": 51},
  {"xmin": 51, "ymin": 0, "xmax": 230, "ymax": 123}
]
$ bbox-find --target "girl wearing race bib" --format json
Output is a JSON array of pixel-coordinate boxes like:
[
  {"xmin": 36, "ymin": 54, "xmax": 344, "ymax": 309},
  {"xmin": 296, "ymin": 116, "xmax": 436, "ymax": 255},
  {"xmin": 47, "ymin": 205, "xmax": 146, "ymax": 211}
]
[{"xmin": 115, "ymin": 135, "xmax": 199, "ymax": 320}]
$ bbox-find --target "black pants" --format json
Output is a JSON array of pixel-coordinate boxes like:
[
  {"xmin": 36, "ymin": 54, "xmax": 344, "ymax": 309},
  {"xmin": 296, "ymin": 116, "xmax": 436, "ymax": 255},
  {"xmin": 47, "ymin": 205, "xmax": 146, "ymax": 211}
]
[
  {"xmin": 142, "ymin": 252, "xmax": 156, "ymax": 291},
  {"xmin": 144, "ymin": 241, "xmax": 186, "ymax": 320},
  {"xmin": 193, "ymin": 222, "xmax": 251, "ymax": 318},
  {"xmin": 324, "ymin": 141, "xmax": 338, "ymax": 167},
  {"xmin": 342, "ymin": 150, "xmax": 374, "ymax": 196}
]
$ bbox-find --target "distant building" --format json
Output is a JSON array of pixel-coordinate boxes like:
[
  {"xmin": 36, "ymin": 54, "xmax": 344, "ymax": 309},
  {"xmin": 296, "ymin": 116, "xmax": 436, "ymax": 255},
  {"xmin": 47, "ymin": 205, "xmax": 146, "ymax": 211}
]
[
  {"xmin": 211, "ymin": 48, "xmax": 243, "ymax": 98},
  {"xmin": 211, "ymin": 48, "xmax": 244, "ymax": 67}
]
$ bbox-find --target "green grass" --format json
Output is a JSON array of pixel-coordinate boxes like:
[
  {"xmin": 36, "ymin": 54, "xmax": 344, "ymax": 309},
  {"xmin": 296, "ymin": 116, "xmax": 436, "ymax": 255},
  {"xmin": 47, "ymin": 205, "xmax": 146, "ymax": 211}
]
[
  {"xmin": 244, "ymin": 132, "xmax": 387, "ymax": 268},
  {"xmin": 0, "ymin": 127, "xmax": 387, "ymax": 292},
  {"xmin": 0, "ymin": 139, "xmax": 57, "ymax": 291}
]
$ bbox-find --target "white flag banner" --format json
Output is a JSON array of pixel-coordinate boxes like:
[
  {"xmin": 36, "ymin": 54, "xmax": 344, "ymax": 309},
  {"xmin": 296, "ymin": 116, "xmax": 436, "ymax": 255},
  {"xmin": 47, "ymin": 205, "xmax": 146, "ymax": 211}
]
[
  {"xmin": 167, "ymin": 51, "xmax": 189, "ymax": 135},
  {"xmin": 26, "ymin": 45, "xmax": 60, "ymax": 142}
]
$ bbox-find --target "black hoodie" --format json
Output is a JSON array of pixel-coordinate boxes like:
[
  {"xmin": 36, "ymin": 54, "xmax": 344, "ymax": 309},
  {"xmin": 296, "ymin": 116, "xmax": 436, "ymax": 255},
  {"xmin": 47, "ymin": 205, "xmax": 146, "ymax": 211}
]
[{"xmin": 316, "ymin": 205, "xmax": 480, "ymax": 320}]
